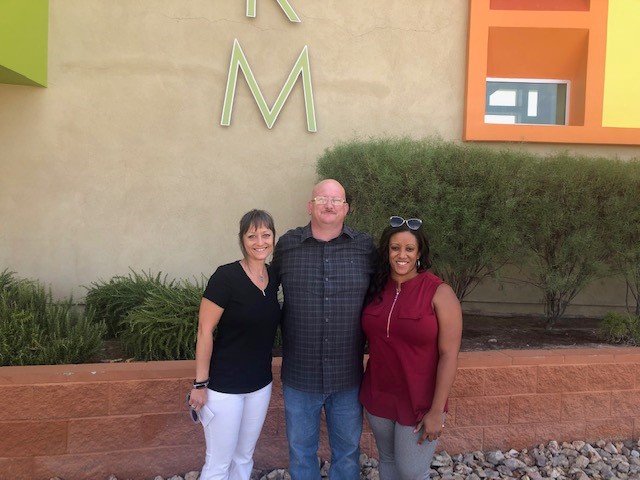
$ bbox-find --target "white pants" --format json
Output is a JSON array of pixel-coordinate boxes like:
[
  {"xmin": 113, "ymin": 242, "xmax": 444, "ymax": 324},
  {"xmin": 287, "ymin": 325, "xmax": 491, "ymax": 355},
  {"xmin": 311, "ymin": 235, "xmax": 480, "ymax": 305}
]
[{"xmin": 200, "ymin": 382, "xmax": 272, "ymax": 480}]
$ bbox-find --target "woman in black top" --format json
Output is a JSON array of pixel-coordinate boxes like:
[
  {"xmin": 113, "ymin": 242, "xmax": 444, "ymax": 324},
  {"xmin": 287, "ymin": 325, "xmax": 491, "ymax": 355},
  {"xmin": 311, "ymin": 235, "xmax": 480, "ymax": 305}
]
[{"xmin": 189, "ymin": 209, "xmax": 281, "ymax": 480}]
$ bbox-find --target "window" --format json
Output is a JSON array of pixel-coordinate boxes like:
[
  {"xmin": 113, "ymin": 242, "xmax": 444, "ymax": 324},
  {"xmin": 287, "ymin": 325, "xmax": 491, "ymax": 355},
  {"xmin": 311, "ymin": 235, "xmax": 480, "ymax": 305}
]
[
  {"xmin": 485, "ymin": 79, "xmax": 569, "ymax": 126},
  {"xmin": 464, "ymin": 0, "xmax": 640, "ymax": 145}
]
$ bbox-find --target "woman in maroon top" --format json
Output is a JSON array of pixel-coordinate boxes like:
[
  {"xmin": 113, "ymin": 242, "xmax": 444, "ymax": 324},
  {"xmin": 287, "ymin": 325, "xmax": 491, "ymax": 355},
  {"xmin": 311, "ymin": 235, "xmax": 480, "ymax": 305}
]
[{"xmin": 359, "ymin": 216, "xmax": 462, "ymax": 480}]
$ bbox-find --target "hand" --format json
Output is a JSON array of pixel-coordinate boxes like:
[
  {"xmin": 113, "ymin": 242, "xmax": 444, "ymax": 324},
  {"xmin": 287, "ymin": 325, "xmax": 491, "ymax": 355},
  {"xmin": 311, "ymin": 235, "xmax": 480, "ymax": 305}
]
[
  {"xmin": 189, "ymin": 388, "xmax": 207, "ymax": 412},
  {"xmin": 414, "ymin": 409, "xmax": 444, "ymax": 444}
]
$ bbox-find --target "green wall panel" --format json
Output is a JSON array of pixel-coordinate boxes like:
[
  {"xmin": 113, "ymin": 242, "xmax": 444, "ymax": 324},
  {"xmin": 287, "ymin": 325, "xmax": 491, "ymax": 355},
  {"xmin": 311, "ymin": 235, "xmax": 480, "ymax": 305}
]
[{"xmin": 0, "ymin": 0, "xmax": 49, "ymax": 87}]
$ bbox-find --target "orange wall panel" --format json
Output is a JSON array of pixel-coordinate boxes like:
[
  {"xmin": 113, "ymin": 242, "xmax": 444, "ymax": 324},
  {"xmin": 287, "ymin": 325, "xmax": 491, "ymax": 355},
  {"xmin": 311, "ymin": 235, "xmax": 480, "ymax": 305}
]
[
  {"xmin": 466, "ymin": 0, "xmax": 640, "ymax": 144},
  {"xmin": 490, "ymin": 0, "xmax": 590, "ymax": 11},
  {"xmin": 487, "ymin": 27, "xmax": 588, "ymax": 126},
  {"xmin": 487, "ymin": 28, "xmax": 588, "ymax": 79}
]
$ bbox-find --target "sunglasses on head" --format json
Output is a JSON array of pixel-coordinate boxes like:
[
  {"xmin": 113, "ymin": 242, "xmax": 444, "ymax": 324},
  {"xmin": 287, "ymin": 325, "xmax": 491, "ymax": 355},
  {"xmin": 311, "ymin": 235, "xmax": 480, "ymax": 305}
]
[{"xmin": 390, "ymin": 216, "xmax": 423, "ymax": 230}]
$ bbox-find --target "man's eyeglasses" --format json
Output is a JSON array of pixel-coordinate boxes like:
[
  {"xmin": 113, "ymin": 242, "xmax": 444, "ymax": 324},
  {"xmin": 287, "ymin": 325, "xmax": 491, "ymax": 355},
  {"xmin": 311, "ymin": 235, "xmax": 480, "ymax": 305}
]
[
  {"xmin": 312, "ymin": 196, "xmax": 346, "ymax": 206},
  {"xmin": 390, "ymin": 216, "xmax": 423, "ymax": 230}
]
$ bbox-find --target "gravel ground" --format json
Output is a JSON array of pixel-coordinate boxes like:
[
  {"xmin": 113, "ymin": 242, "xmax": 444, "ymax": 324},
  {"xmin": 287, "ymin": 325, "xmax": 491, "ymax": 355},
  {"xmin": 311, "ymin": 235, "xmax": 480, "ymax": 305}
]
[{"xmin": 48, "ymin": 438, "xmax": 640, "ymax": 480}]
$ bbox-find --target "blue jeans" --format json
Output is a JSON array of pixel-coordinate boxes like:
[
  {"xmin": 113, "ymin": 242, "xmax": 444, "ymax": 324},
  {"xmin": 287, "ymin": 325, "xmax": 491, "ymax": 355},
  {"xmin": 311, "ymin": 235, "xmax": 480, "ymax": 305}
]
[{"xmin": 283, "ymin": 384, "xmax": 362, "ymax": 480}]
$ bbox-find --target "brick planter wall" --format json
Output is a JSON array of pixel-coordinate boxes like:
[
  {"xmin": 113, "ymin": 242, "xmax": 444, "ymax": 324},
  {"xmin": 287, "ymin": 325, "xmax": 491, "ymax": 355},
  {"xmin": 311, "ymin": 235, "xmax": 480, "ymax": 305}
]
[{"xmin": 1, "ymin": 348, "xmax": 639, "ymax": 480}]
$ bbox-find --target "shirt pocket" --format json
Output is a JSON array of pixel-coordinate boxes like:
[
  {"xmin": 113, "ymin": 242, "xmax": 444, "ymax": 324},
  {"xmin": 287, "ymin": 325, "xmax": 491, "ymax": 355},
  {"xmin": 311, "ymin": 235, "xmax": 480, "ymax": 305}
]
[
  {"xmin": 395, "ymin": 303, "xmax": 433, "ymax": 345},
  {"xmin": 361, "ymin": 302, "xmax": 387, "ymax": 338},
  {"xmin": 286, "ymin": 263, "xmax": 324, "ymax": 297},
  {"xmin": 398, "ymin": 311, "xmax": 439, "ymax": 347},
  {"xmin": 341, "ymin": 257, "xmax": 372, "ymax": 292},
  {"xmin": 395, "ymin": 303, "xmax": 425, "ymax": 321}
]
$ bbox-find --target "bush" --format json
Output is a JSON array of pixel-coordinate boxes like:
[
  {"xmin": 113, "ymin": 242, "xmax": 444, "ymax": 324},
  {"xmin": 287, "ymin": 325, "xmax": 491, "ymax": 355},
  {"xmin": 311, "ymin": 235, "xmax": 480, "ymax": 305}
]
[
  {"xmin": 317, "ymin": 137, "xmax": 523, "ymax": 300},
  {"xmin": 0, "ymin": 270, "xmax": 105, "ymax": 366},
  {"xmin": 119, "ymin": 279, "xmax": 202, "ymax": 361},
  {"xmin": 84, "ymin": 270, "xmax": 175, "ymax": 338},
  {"xmin": 516, "ymin": 154, "xmax": 617, "ymax": 327},
  {"xmin": 599, "ymin": 312, "xmax": 640, "ymax": 345},
  {"xmin": 420, "ymin": 142, "xmax": 526, "ymax": 299},
  {"xmin": 604, "ymin": 160, "xmax": 640, "ymax": 315},
  {"xmin": 317, "ymin": 136, "xmax": 640, "ymax": 327}
]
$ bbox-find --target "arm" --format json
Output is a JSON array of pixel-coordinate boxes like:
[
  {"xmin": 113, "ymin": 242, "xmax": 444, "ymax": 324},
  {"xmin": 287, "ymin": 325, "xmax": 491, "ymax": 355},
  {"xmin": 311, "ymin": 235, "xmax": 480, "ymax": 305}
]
[
  {"xmin": 189, "ymin": 297, "xmax": 224, "ymax": 411},
  {"xmin": 415, "ymin": 283, "xmax": 462, "ymax": 444}
]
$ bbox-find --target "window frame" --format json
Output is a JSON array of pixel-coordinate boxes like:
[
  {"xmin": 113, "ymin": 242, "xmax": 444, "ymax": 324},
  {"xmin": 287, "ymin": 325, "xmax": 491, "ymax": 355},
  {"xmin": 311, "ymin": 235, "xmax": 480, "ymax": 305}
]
[{"xmin": 485, "ymin": 77, "xmax": 571, "ymax": 126}]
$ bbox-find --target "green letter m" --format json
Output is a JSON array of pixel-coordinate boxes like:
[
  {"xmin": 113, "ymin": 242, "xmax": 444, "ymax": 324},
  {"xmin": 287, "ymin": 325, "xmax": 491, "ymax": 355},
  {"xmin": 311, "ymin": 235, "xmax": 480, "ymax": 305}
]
[{"xmin": 220, "ymin": 39, "xmax": 317, "ymax": 132}]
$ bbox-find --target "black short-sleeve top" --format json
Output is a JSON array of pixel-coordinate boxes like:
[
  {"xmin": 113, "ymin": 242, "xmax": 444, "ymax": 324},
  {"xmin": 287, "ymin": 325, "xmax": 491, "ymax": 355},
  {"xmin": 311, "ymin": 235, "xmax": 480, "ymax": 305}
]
[{"xmin": 203, "ymin": 261, "xmax": 281, "ymax": 394}]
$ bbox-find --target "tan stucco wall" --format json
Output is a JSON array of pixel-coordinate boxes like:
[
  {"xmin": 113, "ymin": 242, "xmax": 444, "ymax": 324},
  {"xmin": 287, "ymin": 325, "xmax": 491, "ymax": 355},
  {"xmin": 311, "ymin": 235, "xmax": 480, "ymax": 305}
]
[{"xmin": 0, "ymin": 1, "xmax": 638, "ymax": 314}]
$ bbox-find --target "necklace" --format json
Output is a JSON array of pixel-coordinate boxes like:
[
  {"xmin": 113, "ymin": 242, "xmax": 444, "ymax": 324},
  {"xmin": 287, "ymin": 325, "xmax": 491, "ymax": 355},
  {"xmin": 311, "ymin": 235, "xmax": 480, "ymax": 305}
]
[{"xmin": 242, "ymin": 260, "xmax": 266, "ymax": 296}]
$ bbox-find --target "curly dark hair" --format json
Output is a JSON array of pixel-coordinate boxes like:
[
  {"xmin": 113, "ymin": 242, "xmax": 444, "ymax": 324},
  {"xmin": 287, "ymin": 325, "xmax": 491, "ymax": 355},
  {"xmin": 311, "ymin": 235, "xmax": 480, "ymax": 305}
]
[{"xmin": 366, "ymin": 224, "xmax": 432, "ymax": 304}]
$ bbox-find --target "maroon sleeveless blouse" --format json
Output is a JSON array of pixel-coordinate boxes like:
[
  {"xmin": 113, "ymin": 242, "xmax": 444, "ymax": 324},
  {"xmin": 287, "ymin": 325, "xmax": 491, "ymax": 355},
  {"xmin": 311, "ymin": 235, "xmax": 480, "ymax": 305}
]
[{"xmin": 359, "ymin": 271, "xmax": 445, "ymax": 426}]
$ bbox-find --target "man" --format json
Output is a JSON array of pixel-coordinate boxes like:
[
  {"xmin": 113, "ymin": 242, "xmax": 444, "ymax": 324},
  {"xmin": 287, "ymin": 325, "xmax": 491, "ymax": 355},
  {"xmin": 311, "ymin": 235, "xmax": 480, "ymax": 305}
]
[{"xmin": 272, "ymin": 179, "xmax": 375, "ymax": 480}]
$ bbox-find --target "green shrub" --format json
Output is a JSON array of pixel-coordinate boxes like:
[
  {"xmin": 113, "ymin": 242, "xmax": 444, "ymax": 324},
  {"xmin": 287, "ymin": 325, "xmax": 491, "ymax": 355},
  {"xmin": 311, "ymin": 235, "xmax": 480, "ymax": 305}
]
[
  {"xmin": 604, "ymin": 160, "xmax": 640, "ymax": 315},
  {"xmin": 0, "ymin": 270, "xmax": 105, "ymax": 366},
  {"xmin": 84, "ymin": 270, "xmax": 175, "ymax": 338},
  {"xmin": 419, "ymin": 142, "xmax": 526, "ymax": 299},
  {"xmin": 516, "ymin": 154, "xmax": 616, "ymax": 327},
  {"xmin": 599, "ymin": 312, "xmax": 640, "ymax": 345},
  {"xmin": 317, "ymin": 137, "xmax": 524, "ymax": 300},
  {"xmin": 119, "ymin": 279, "xmax": 202, "ymax": 361},
  {"xmin": 316, "ymin": 136, "xmax": 640, "ymax": 327},
  {"xmin": 273, "ymin": 324, "xmax": 283, "ymax": 350}
]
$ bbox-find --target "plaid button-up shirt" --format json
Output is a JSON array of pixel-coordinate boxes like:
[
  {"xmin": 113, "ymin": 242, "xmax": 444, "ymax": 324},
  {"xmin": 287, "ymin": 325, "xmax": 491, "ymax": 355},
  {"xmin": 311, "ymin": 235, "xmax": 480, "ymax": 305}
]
[{"xmin": 272, "ymin": 223, "xmax": 375, "ymax": 394}]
